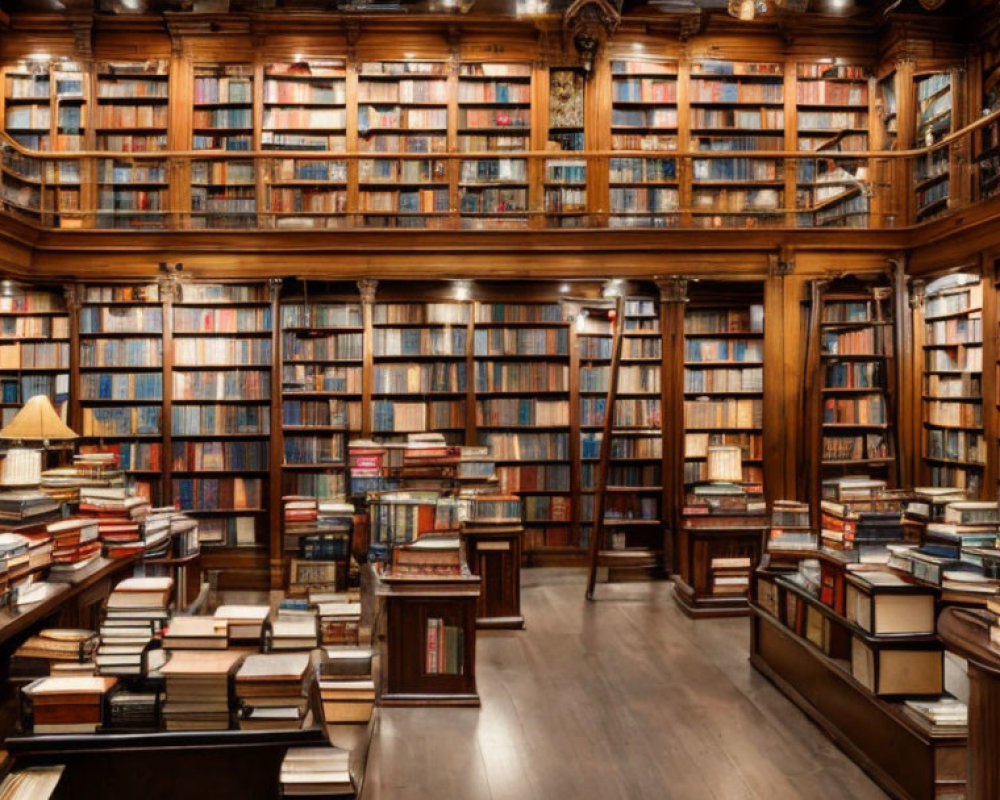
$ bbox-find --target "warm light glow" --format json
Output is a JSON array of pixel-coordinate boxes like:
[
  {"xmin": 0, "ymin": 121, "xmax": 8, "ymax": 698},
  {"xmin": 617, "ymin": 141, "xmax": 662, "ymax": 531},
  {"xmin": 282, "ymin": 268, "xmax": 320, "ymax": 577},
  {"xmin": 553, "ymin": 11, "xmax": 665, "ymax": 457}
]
[
  {"xmin": 452, "ymin": 280, "xmax": 472, "ymax": 301},
  {"xmin": 575, "ymin": 310, "xmax": 588, "ymax": 332},
  {"xmin": 26, "ymin": 53, "xmax": 50, "ymax": 62},
  {"xmin": 632, "ymin": 43, "xmax": 644, "ymax": 52},
  {"xmin": 602, "ymin": 279, "xmax": 623, "ymax": 298},
  {"xmin": 559, "ymin": 283, "xmax": 571, "ymax": 294},
  {"xmin": 516, "ymin": 0, "xmax": 545, "ymax": 15}
]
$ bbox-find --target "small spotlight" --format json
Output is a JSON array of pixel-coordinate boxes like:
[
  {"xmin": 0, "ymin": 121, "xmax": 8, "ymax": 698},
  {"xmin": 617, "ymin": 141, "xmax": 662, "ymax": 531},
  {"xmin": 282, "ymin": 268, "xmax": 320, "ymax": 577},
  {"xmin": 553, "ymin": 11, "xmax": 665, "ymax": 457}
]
[
  {"xmin": 0, "ymin": 280, "xmax": 16, "ymax": 298},
  {"xmin": 575, "ymin": 310, "xmax": 588, "ymax": 332},
  {"xmin": 602, "ymin": 279, "xmax": 623, "ymax": 298},
  {"xmin": 559, "ymin": 283, "xmax": 571, "ymax": 294},
  {"xmin": 453, "ymin": 280, "xmax": 472, "ymax": 301}
]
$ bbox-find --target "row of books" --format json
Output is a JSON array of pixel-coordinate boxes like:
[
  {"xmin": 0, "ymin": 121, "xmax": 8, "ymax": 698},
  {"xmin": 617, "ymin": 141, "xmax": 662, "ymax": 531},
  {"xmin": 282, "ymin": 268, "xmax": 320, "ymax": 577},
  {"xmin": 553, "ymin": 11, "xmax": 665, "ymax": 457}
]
[
  {"xmin": 796, "ymin": 82, "xmax": 868, "ymax": 105},
  {"xmin": 458, "ymin": 82, "xmax": 531, "ymax": 104},
  {"xmin": 0, "ymin": 342, "xmax": 69, "ymax": 369},
  {"xmin": 95, "ymin": 105, "xmax": 166, "ymax": 129},
  {"xmin": 458, "ymin": 108, "xmax": 530, "ymax": 128},
  {"xmin": 685, "ymin": 367, "xmax": 762, "ymax": 393},
  {"xmin": 925, "ymin": 316, "xmax": 982, "ymax": 344},
  {"xmin": 685, "ymin": 398, "xmax": 763, "ymax": 429},
  {"xmin": 173, "ymin": 338, "xmax": 271, "ymax": 366},
  {"xmin": 612, "ymin": 79, "xmax": 677, "ymax": 103},
  {"xmin": 477, "ymin": 398, "xmax": 569, "ymax": 427},
  {"xmin": 373, "ymin": 363, "xmax": 465, "ymax": 393},
  {"xmin": 264, "ymin": 80, "xmax": 345, "ymax": 104},
  {"xmin": 273, "ymin": 158, "xmax": 347, "ymax": 182},
  {"xmin": 79, "ymin": 306, "xmax": 162, "ymax": 333},
  {"xmin": 689, "ymin": 81, "xmax": 783, "ymax": 104},
  {"xmin": 174, "ymin": 370, "xmax": 270, "ymax": 400},
  {"xmin": 821, "ymin": 326, "xmax": 893, "ymax": 356},
  {"xmin": 473, "ymin": 328, "xmax": 568, "ymax": 356},
  {"xmin": 825, "ymin": 361, "xmax": 882, "ymax": 389},
  {"xmin": 475, "ymin": 363, "xmax": 568, "ymax": 392},
  {"xmin": 359, "ymin": 189, "xmax": 448, "ymax": 214},
  {"xmin": 171, "ymin": 405, "xmax": 270, "ymax": 435},
  {"xmin": 685, "ymin": 339, "xmax": 762, "ymax": 362},
  {"xmin": 925, "ymin": 347, "xmax": 982, "ymax": 371},
  {"xmin": 173, "ymin": 477, "xmax": 262, "ymax": 511},
  {"xmin": 822, "ymin": 433, "xmax": 890, "ymax": 462},
  {"xmin": 372, "ymin": 400, "xmax": 465, "ymax": 432},
  {"xmin": 926, "ymin": 374, "xmax": 980, "ymax": 398},
  {"xmin": 82, "ymin": 406, "xmax": 160, "ymax": 436},
  {"xmin": 358, "ymin": 106, "xmax": 444, "ymax": 130},
  {"xmin": 690, "ymin": 108, "xmax": 784, "ymax": 129},
  {"xmin": 193, "ymin": 76, "xmax": 252, "ymax": 104},
  {"xmin": 359, "ymin": 80, "xmax": 447, "ymax": 104},
  {"xmin": 497, "ymin": 464, "xmax": 569, "ymax": 492},
  {"xmin": 925, "ymin": 428, "xmax": 985, "ymax": 463},
  {"xmin": 360, "ymin": 158, "xmax": 446, "ymax": 183},
  {"xmin": 174, "ymin": 307, "xmax": 272, "ymax": 333},
  {"xmin": 374, "ymin": 328, "xmax": 465, "ymax": 357},
  {"xmin": 691, "ymin": 188, "xmax": 781, "ymax": 213},
  {"xmin": 823, "ymin": 395, "xmax": 887, "ymax": 425},
  {"xmin": 686, "ymin": 307, "xmax": 764, "ymax": 334},
  {"xmin": 284, "ymin": 332, "xmax": 362, "ymax": 361},
  {"xmin": 609, "ymin": 188, "xmax": 679, "ymax": 213},
  {"xmin": 283, "ymin": 398, "xmax": 358, "ymax": 428},
  {"xmin": 611, "ymin": 108, "xmax": 679, "ymax": 128},
  {"xmin": 283, "ymin": 364, "xmax": 360, "ymax": 393},
  {"xmin": 284, "ymin": 434, "xmax": 344, "ymax": 465},
  {"xmin": 81, "ymin": 372, "xmax": 162, "ymax": 401},
  {"xmin": 172, "ymin": 440, "xmax": 268, "ymax": 471},
  {"xmin": 925, "ymin": 400, "xmax": 983, "ymax": 428}
]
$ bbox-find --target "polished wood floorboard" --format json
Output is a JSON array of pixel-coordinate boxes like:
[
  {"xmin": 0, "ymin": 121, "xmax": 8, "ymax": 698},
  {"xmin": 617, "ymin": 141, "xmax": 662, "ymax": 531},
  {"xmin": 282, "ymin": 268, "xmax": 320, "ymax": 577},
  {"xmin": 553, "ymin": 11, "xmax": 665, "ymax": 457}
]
[{"xmin": 362, "ymin": 568, "xmax": 889, "ymax": 800}]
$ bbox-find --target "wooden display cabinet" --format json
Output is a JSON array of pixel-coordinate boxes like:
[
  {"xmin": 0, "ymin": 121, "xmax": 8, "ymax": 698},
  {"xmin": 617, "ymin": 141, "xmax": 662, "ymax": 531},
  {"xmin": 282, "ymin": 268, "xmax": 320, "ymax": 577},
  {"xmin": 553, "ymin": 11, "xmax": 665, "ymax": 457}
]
[
  {"xmin": 461, "ymin": 523, "xmax": 524, "ymax": 629},
  {"xmin": 673, "ymin": 510, "xmax": 768, "ymax": 618},
  {"xmin": 375, "ymin": 574, "xmax": 481, "ymax": 707},
  {"xmin": 750, "ymin": 559, "xmax": 967, "ymax": 800}
]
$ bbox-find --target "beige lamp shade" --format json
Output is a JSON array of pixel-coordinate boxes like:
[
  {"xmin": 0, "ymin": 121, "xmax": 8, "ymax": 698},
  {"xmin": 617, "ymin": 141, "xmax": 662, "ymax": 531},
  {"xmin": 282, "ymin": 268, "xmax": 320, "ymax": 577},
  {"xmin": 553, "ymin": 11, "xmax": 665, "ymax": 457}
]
[
  {"xmin": 706, "ymin": 445, "xmax": 743, "ymax": 483},
  {"xmin": 0, "ymin": 395, "xmax": 78, "ymax": 442}
]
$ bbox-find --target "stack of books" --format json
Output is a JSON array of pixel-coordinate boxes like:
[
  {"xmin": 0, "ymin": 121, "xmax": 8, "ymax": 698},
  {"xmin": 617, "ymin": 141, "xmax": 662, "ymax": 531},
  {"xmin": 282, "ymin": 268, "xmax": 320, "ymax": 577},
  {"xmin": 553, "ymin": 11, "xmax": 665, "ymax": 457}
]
[
  {"xmin": 313, "ymin": 592, "xmax": 362, "ymax": 646},
  {"xmin": 402, "ymin": 432, "xmax": 460, "ymax": 466},
  {"xmin": 23, "ymin": 675, "xmax": 117, "ymax": 734},
  {"xmin": 821, "ymin": 476, "xmax": 888, "ymax": 507},
  {"xmin": 10, "ymin": 629, "xmax": 97, "ymax": 680},
  {"xmin": 213, "ymin": 604, "xmax": 270, "ymax": 647},
  {"xmin": 768, "ymin": 500, "xmax": 814, "ymax": 551},
  {"xmin": 270, "ymin": 616, "xmax": 319, "ymax": 651},
  {"xmin": 820, "ymin": 500, "xmax": 904, "ymax": 561},
  {"xmin": 457, "ymin": 446, "xmax": 497, "ymax": 487},
  {"xmin": 390, "ymin": 535, "xmax": 462, "ymax": 578},
  {"xmin": 46, "ymin": 518, "xmax": 101, "ymax": 577},
  {"xmin": 0, "ymin": 490, "xmax": 60, "ymax": 523},
  {"xmin": 105, "ymin": 690, "xmax": 159, "ymax": 731},
  {"xmin": 348, "ymin": 439, "xmax": 390, "ymax": 496},
  {"xmin": 79, "ymin": 488, "xmax": 153, "ymax": 559},
  {"xmin": 97, "ymin": 577, "xmax": 173, "ymax": 676},
  {"xmin": 235, "ymin": 652, "xmax": 312, "ymax": 730},
  {"xmin": 318, "ymin": 675, "xmax": 375, "ymax": 724},
  {"xmin": 40, "ymin": 452, "xmax": 124, "ymax": 505},
  {"xmin": 160, "ymin": 649, "xmax": 244, "ymax": 731},
  {"xmin": 162, "ymin": 616, "xmax": 229, "ymax": 650},
  {"xmin": 902, "ymin": 696, "xmax": 968, "ymax": 734},
  {"xmin": 280, "ymin": 747, "xmax": 353, "ymax": 797}
]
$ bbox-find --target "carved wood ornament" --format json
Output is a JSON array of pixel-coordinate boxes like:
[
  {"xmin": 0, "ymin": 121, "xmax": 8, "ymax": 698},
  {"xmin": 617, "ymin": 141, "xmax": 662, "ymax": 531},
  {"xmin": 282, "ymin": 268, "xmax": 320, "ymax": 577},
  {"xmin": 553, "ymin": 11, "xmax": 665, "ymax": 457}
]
[{"xmin": 563, "ymin": 0, "xmax": 622, "ymax": 75}]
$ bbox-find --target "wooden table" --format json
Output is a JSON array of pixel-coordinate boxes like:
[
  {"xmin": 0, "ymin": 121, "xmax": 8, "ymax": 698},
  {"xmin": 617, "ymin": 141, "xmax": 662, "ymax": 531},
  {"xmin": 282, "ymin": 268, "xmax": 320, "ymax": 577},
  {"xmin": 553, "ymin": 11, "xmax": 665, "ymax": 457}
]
[
  {"xmin": 6, "ymin": 725, "xmax": 327, "ymax": 800},
  {"xmin": 937, "ymin": 607, "xmax": 1000, "ymax": 800}
]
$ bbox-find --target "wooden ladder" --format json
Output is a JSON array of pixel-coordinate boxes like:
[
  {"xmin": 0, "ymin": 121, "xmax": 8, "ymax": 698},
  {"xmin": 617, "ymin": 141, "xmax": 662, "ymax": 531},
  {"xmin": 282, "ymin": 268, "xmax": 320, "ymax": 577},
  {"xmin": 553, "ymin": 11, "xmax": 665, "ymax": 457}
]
[{"xmin": 586, "ymin": 295, "xmax": 663, "ymax": 599}]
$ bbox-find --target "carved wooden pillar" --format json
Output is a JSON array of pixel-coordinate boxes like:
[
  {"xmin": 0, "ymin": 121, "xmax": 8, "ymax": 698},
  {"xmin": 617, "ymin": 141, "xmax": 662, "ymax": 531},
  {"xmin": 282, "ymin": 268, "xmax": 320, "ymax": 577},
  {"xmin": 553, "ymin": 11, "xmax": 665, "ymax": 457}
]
[
  {"xmin": 267, "ymin": 277, "xmax": 284, "ymax": 590},
  {"xmin": 358, "ymin": 279, "xmax": 378, "ymax": 437}
]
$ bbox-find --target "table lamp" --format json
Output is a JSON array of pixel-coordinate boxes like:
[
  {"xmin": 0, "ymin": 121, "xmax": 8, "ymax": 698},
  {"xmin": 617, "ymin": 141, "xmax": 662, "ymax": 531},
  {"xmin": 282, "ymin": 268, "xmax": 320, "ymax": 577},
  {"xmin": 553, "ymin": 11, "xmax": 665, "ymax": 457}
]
[
  {"xmin": 0, "ymin": 395, "xmax": 78, "ymax": 487},
  {"xmin": 706, "ymin": 444, "xmax": 744, "ymax": 489}
]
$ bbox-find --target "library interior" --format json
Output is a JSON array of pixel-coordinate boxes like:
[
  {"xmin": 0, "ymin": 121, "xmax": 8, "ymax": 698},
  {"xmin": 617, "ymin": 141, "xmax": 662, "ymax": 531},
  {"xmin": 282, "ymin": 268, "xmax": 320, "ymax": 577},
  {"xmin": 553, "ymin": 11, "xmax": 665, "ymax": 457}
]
[{"xmin": 0, "ymin": 0, "xmax": 1000, "ymax": 797}]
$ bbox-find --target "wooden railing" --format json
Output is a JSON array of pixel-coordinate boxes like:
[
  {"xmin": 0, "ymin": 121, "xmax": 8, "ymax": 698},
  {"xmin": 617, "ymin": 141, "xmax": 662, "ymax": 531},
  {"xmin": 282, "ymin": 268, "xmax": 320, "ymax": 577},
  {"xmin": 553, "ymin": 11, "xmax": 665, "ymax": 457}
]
[{"xmin": 2, "ymin": 108, "xmax": 999, "ymax": 232}]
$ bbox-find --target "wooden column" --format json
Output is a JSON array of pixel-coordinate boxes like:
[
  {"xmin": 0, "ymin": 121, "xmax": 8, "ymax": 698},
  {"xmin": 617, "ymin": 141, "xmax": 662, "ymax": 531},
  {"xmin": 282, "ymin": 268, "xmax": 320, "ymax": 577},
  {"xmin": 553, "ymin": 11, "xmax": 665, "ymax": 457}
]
[
  {"xmin": 358, "ymin": 278, "xmax": 377, "ymax": 437},
  {"xmin": 895, "ymin": 59, "xmax": 916, "ymax": 227},
  {"xmin": 64, "ymin": 282, "xmax": 82, "ymax": 437},
  {"xmin": 908, "ymin": 278, "xmax": 928, "ymax": 486},
  {"xmin": 804, "ymin": 278, "xmax": 827, "ymax": 524},
  {"xmin": 567, "ymin": 309, "xmax": 582, "ymax": 552},
  {"xmin": 937, "ymin": 607, "xmax": 1000, "ymax": 800},
  {"xmin": 762, "ymin": 258, "xmax": 788, "ymax": 503},
  {"xmin": 585, "ymin": 43, "xmax": 610, "ymax": 228},
  {"xmin": 891, "ymin": 257, "xmax": 916, "ymax": 490},
  {"xmin": 464, "ymin": 299, "xmax": 477, "ymax": 445},
  {"xmin": 528, "ymin": 57, "xmax": 548, "ymax": 230},
  {"xmin": 657, "ymin": 277, "xmax": 687, "ymax": 575},
  {"xmin": 980, "ymin": 256, "xmax": 999, "ymax": 498},
  {"xmin": 267, "ymin": 277, "xmax": 283, "ymax": 590},
  {"xmin": 159, "ymin": 274, "xmax": 176, "ymax": 515}
]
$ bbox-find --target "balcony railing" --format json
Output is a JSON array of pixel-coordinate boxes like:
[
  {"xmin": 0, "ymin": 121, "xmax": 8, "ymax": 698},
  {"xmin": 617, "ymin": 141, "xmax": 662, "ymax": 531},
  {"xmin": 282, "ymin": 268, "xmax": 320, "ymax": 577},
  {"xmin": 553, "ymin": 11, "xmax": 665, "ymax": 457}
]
[{"xmin": 2, "ymin": 109, "xmax": 999, "ymax": 232}]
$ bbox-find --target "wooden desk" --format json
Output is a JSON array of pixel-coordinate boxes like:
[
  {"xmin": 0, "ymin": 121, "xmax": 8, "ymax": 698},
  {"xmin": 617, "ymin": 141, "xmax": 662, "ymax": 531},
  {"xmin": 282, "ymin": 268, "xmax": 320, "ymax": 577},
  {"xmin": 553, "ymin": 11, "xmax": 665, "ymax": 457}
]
[
  {"xmin": 937, "ymin": 607, "xmax": 1000, "ymax": 800},
  {"xmin": 461, "ymin": 523, "xmax": 524, "ymax": 629},
  {"xmin": 6, "ymin": 725, "xmax": 327, "ymax": 800},
  {"xmin": 375, "ymin": 574, "xmax": 481, "ymax": 707},
  {"xmin": 0, "ymin": 556, "xmax": 138, "ymax": 647}
]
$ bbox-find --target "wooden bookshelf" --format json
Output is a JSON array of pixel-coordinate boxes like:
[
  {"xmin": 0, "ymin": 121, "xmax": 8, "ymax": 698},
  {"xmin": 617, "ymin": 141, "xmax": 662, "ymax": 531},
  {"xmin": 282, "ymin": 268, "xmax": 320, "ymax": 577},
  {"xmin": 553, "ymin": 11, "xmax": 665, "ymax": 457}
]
[
  {"xmin": 914, "ymin": 71, "xmax": 953, "ymax": 222},
  {"xmin": 545, "ymin": 67, "xmax": 586, "ymax": 228},
  {"xmin": 373, "ymin": 300, "xmax": 469, "ymax": 442},
  {"xmin": 3, "ymin": 57, "xmax": 86, "ymax": 152},
  {"xmin": 77, "ymin": 282, "xmax": 165, "ymax": 504},
  {"xmin": 280, "ymin": 289, "xmax": 362, "ymax": 503},
  {"xmin": 457, "ymin": 62, "xmax": 531, "ymax": 230},
  {"xmin": 795, "ymin": 61, "xmax": 871, "ymax": 229},
  {"xmin": 0, "ymin": 286, "xmax": 70, "ymax": 428},
  {"xmin": 475, "ymin": 301, "xmax": 571, "ymax": 555},
  {"xmin": 608, "ymin": 59, "xmax": 679, "ymax": 229},
  {"xmin": 94, "ymin": 61, "xmax": 168, "ymax": 230},
  {"xmin": 688, "ymin": 59, "xmax": 785, "ymax": 229},
  {"xmin": 171, "ymin": 281, "xmax": 273, "ymax": 569},
  {"xmin": 921, "ymin": 273, "xmax": 984, "ymax": 493},
  {"xmin": 357, "ymin": 60, "xmax": 449, "ymax": 229},
  {"xmin": 817, "ymin": 284, "xmax": 897, "ymax": 490},
  {"xmin": 263, "ymin": 59, "xmax": 347, "ymax": 230},
  {"xmin": 683, "ymin": 291, "xmax": 765, "ymax": 491}
]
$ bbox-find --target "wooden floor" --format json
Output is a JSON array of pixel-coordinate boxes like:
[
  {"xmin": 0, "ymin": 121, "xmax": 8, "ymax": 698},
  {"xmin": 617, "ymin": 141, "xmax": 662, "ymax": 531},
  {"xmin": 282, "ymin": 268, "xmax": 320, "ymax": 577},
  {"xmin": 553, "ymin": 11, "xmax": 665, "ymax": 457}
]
[{"xmin": 362, "ymin": 568, "xmax": 889, "ymax": 800}]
